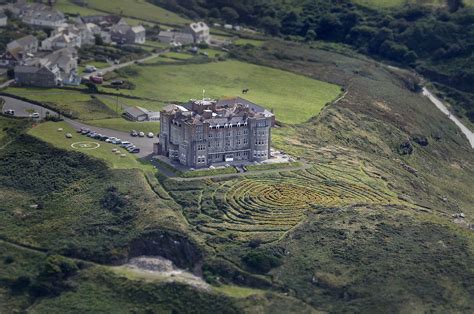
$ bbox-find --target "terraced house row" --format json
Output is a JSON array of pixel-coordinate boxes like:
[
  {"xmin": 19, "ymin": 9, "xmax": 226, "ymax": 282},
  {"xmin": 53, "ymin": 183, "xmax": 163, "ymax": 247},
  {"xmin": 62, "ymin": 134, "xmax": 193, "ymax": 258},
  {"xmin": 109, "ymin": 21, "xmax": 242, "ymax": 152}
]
[{"xmin": 158, "ymin": 97, "xmax": 274, "ymax": 168}]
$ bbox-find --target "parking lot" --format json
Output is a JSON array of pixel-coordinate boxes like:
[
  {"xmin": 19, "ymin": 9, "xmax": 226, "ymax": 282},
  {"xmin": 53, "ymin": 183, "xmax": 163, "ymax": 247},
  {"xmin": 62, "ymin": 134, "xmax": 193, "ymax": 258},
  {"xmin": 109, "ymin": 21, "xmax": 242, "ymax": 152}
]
[
  {"xmin": 66, "ymin": 119, "xmax": 157, "ymax": 158},
  {"xmin": 2, "ymin": 96, "xmax": 158, "ymax": 158}
]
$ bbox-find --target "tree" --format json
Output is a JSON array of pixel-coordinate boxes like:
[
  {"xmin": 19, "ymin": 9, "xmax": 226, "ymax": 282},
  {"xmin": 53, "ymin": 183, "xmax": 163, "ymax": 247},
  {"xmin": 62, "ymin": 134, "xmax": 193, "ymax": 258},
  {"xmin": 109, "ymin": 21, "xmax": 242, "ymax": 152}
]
[
  {"xmin": 260, "ymin": 16, "xmax": 281, "ymax": 36},
  {"xmin": 209, "ymin": 8, "xmax": 220, "ymax": 19},
  {"xmin": 446, "ymin": 0, "xmax": 464, "ymax": 12},
  {"xmin": 305, "ymin": 29, "xmax": 317, "ymax": 41},
  {"xmin": 221, "ymin": 7, "xmax": 239, "ymax": 23}
]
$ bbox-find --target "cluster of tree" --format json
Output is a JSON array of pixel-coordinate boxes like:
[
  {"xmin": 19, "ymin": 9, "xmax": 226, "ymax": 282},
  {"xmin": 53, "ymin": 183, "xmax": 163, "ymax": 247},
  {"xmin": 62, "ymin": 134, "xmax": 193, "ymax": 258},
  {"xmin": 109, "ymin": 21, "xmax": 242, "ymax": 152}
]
[
  {"xmin": 0, "ymin": 135, "xmax": 108, "ymax": 195},
  {"xmin": 8, "ymin": 255, "xmax": 80, "ymax": 297},
  {"xmin": 152, "ymin": 0, "xmax": 474, "ymax": 120}
]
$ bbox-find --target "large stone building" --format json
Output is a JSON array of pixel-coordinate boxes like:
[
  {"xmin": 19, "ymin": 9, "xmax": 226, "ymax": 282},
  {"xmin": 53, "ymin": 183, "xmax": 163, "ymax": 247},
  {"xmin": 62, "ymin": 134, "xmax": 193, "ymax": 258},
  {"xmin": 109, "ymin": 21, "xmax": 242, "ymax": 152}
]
[{"xmin": 158, "ymin": 98, "xmax": 274, "ymax": 168}]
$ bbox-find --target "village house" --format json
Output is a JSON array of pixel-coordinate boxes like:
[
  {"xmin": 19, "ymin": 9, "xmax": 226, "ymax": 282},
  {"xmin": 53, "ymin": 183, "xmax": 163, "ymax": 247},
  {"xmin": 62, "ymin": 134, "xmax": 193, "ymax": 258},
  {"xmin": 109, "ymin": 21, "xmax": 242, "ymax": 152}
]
[
  {"xmin": 41, "ymin": 32, "xmax": 81, "ymax": 51},
  {"xmin": 14, "ymin": 48, "xmax": 78, "ymax": 87},
  {"xmin": 7, "ymin": 35, "xmax": 38, "ymax": 55},
  {"xmin": 183, "ymin": 21, "xmax": 210, "ymax": 44},
  {"xmin": 158, "ymin": 30, "xmax": 194, "ymax": 46},
  {"xmin": 14, "ymin": 65, "xmax": 61, "ymax": 87},
  {"xmin": 1, "ymin": 35, "xmax": 39, "ymax": 66},
  {"xmin": 110, "ymin": 20, "xmax": 146, "ymax": 44},
  {"xmin": 81, "ymin": 15, "xmax": 121, "ymax": 28},
  {"xmin": 158, "ymin": 98, "xmax": 274, "ymax": 168},
  {"xmin": 20, "ymin": 4, "xmax": 65, "ymax": 28},
  {"xmin": 0, "ymin": 10, "xmax": 7, "ymax": 27}
]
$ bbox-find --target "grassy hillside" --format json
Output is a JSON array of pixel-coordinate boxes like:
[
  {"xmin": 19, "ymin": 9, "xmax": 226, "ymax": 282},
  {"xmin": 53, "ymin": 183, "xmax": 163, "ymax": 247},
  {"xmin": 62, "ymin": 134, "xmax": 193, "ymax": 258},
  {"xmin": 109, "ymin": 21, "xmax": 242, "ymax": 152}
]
[
  {"xmin": 61, "ymin": 0, "xmax": 190, "ymax": 25},
  {"xmin": 1, "ymin": 38, "xmax": 473, "ymax": 313},
  {"xmin": 109, "ymin": 60, "xmax": 342, "ymax": 124}
]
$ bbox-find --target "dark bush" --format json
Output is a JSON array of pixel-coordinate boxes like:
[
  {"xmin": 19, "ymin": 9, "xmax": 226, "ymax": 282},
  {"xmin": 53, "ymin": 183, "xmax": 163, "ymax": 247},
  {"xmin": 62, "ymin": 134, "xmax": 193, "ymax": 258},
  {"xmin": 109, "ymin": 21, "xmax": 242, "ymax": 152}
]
[{"xmin": 242, "ymin": 250, "xmax": 283, "ymax": 273}]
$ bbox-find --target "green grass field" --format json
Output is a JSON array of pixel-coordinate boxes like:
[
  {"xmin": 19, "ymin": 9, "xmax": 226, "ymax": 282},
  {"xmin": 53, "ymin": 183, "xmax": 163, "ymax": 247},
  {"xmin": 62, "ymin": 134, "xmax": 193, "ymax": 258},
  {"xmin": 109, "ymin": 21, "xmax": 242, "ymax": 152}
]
[
  {"xmin": 83, "ymin": 0, "xmax": 189, "ymax": 25},
  {"xmin": 114, "ymin": 60, "xmax": 341, "ymax": 124},
  {"xmin": 28, "ymin": 121, "xmax": 152, "ymax": 171}
]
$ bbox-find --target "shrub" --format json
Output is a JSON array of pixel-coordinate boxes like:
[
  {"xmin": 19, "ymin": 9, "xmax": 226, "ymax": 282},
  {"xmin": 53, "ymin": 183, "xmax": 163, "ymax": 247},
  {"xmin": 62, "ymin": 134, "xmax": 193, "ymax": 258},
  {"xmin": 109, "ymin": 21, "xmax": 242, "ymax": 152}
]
[{"xmin": 242, "ymin": 250, "xmax": 283, "ymax": 273}]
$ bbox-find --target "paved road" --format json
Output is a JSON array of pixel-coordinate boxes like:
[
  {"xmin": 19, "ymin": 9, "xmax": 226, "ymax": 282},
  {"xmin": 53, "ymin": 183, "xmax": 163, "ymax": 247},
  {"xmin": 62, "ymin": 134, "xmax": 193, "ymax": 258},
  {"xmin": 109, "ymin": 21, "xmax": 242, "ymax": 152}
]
[
  {"xmin": 1, "ymin": 96, "xmax": 157, "ymax": 158},
  {"xmin": 1, "ymin": 96, "xmax": 58, "ymax": 118},
  {"xmin": 422, "ymin": 87, "xmax": 474, "ymax": 149},
  {"xmin": 85, "ymin": 52, "xmax": 164, "ymax": 80}
]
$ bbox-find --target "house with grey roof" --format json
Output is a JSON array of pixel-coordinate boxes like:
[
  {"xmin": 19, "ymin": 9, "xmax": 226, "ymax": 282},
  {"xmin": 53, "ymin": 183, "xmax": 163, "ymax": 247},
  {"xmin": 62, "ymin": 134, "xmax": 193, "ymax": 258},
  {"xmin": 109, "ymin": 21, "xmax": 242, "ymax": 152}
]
[
  {"xmin": 158, "ymin": 98, "xmax": 274, "ymax": 168},
  {"xmin": 41, "ymin": 32, "xmax": 81, "ymax": 51},
  {"xmin": 158, "ymin": 30, "xmax": 194, "ymax": 46},
  {"xmin": 21, "ymin": 4, "xmax": 65, "ymax": 28},
  {"xmin": 110, "ymin": 21, "xmax": 146, "ymax": 44},
  {"xmin": 14, "ymin": 48, "xmax": 78, "ymax": 87},
  {"xmin": 15, "ymin": 64, "xmax": 61, "ymax": 87},
  {"xmin": 7, "ymin": 35, "xmax": 38, "ymax": 55}
]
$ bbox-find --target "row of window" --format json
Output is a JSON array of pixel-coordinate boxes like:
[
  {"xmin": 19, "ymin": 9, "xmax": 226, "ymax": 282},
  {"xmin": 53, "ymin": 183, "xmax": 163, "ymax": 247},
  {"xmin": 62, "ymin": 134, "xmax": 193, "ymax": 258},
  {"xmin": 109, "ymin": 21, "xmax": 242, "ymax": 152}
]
[
  {"xmin": 253, "ymin": 150, "xmax": 268, "ymax": 158},
  {"xmin": 208, "ymin": 129, "xmax": 249, "ymax": 138}
]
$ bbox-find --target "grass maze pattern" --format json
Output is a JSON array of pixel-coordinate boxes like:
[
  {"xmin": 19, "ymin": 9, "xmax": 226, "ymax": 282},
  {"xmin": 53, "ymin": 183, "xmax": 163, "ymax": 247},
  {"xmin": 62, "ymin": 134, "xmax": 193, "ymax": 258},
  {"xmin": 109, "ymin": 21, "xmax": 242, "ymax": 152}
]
[{"xmin": 168, "ymin": 165, "xmax": 398, "ymax": 242}]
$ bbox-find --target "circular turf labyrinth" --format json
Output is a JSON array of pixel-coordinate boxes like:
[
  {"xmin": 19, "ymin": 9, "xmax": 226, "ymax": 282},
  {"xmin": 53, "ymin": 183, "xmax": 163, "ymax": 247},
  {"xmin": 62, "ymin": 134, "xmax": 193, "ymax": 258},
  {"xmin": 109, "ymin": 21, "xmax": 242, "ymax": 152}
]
[{"xmin": 198, "ymin": 167, "xmax": 396, "ymax": 241}]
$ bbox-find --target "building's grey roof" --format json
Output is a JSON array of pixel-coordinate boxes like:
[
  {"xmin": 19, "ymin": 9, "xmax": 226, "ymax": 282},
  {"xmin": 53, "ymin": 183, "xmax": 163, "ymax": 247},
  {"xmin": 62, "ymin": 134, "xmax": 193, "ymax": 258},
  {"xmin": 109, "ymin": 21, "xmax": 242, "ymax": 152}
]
[
  {"xmin": 216, "ymin": 97, "xmax": 266, "ymax": 113},
  {"xmin": 22, "ymin": 8, "xmax": 64, "ymax": 22},
  {"xmin": 125, "ymin": 106, "xmax": 149, "ymax": 117},
  {"xmin": 7, "ymin": 35, "xmax": 37, "ymax": 50},
  {"xmin": 159, "ymin": 31, "xmax": 193, "ymax": 42},
  {"xmin": 0, "ymin": 11, "xmax": 6, "ymax": 19},
  {"xmin": 15, "ymin": 65, "xmax": 41, "ymax": 74}
]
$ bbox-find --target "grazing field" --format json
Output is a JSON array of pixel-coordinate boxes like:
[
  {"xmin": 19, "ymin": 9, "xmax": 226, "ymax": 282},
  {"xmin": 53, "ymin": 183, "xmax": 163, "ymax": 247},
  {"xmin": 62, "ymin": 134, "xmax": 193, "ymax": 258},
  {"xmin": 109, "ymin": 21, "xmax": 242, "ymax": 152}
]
[
  {"xmin": 28, "ymin": 121, "xmax": 152, "ymax": 171},
  {"xmin": 84, "ymin": 0, "xmax": 189, "ymax": 25},
  {"xmin": 3, "ymin": 88, "xmax": 118, "ymax": 120},
  {"xmin": 115, "ymin": 60, "xmax": 341, "ymax": 124}
]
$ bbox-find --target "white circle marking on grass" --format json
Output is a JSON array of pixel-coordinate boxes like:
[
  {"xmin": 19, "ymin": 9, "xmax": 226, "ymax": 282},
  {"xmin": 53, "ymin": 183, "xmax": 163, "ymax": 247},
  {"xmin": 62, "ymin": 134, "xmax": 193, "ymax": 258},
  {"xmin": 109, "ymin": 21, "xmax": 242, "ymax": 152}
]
[{"xmin": 71, "ymin": 141, "xmax": 100, "ymax": 150}]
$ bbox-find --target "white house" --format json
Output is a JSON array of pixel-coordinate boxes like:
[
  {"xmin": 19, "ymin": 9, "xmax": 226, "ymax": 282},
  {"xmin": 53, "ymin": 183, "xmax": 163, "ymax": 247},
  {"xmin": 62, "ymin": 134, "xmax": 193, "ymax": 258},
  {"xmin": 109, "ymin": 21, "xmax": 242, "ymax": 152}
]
[
  {"xmin": 41, "ymin": 32, "xmax": 81, "ymax": 51},
  {"xmin": 0, "ymin": 11, "xmax": 7, "ymax": 27},
  {"xmin": 184, "ymin": 21, "xmax": 210, "ymax": 44}
]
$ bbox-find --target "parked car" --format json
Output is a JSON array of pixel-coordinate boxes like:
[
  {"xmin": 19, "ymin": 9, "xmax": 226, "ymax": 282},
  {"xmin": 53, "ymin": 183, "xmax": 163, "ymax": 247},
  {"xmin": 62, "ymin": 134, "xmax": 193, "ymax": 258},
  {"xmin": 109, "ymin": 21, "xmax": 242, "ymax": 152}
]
[
  {"xmin": 138, "ymin": 132, "xmax": 145, "ymax": 137},
  {"xmin": 120, "ymin": 141, "xmax": 131, "ymax": 148},
  {"xmin": 90, "ymin": 76, "xmax": 103, "ymax": 84},
  {"xmin": 4, "ymin": 109, "xmax": 15, "ymax": 116},
  {"xmin": 81, "ymin": 129, "xmax": 90, "ymax": 135},
  {"xmin": 84, "ymin": 65, "xmax": 97, "ymax": 73},
  {"xmin": 111, "ymin": 80, "xmax": 124, "ymax": 86},
  {"xmin": 130, "ymin": 130, "xmax": 138, "ymax": 137},
  {"xmin": 30, "ymin": 112, "xmax": 40, "ymax": 119},
  {"xmin": 130, "ymin": 147, "xmax": 140, "ymax": 154},
  {"xmin": 147, "ymin": 132, "xmax": 154, "ymax": 138}
]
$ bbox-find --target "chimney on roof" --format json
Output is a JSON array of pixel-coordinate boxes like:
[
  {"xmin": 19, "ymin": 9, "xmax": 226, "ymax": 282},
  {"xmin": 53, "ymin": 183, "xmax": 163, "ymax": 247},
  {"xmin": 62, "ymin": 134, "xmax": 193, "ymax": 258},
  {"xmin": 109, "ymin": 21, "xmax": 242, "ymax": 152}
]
[{"xmin": 203, "ymin": 109, "xmax": 212, "ymax": 119}]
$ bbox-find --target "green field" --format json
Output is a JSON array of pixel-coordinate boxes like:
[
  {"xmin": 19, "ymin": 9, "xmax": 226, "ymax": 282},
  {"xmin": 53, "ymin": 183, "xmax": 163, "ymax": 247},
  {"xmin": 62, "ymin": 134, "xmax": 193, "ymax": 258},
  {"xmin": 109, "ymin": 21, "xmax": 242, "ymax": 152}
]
[
  {"xmin": 28, "ymin": 122, "xmax": 152, "ymax": 171},
  {"xmin": 83, "ymin": 0, "xmax": 189, "ymax": 25},
  {"xmin": 114, "ymin": 60, "xmax": 341, "ymax": 124}
]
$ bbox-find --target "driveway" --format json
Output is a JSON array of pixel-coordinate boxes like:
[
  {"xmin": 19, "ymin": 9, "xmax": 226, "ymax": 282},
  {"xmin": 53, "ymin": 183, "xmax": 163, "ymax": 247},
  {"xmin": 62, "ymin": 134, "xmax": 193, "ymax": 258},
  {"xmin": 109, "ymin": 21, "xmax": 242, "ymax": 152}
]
[
  {"xmin": 1, "ymin": 96, "xmax": 57, "ymax": 118},
  {"xmin": 2, "ymin": 96, "xmax": 157, "ymax": 158},
  {"xmin": 84, "ymin": 52, "xmax": 164, "ymax": 80}
]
